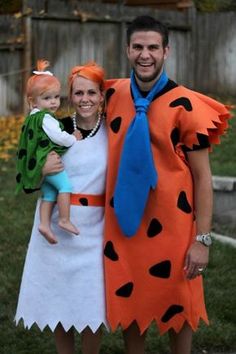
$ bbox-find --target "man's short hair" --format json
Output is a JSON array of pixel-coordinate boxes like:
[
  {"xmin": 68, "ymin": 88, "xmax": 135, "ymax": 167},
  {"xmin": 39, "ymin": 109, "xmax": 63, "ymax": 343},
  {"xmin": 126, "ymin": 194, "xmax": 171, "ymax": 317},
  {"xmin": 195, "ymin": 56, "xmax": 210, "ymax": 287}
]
[{"xmin": 126, "ymin": 15, "xmax": 169, "ymax": 48}]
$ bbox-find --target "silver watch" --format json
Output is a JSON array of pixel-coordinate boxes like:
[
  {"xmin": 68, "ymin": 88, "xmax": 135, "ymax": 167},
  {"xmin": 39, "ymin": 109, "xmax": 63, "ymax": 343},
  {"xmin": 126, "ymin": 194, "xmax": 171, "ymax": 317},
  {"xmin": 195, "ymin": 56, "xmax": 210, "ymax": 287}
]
[{"xmin": 196, "ymin": 233, "xmax": 212, "ymax": 247}]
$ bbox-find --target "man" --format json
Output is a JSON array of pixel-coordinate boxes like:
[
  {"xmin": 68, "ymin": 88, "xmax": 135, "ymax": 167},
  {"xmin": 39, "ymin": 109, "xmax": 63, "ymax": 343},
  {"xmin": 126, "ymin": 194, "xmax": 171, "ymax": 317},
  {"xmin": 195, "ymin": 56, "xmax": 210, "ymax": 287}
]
[{"xmin": 103, "ymin": 15, "xmax": 230, "ymax": 354}]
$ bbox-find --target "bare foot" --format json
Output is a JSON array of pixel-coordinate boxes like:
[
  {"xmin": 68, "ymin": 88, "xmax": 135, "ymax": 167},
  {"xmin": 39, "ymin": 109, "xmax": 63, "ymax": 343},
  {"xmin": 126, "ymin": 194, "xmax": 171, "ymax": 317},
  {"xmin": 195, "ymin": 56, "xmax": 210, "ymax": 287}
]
[
  {"xmin": 38, "ymin": 224, "xmax": 58, "ymax": 244},
  {"xmin": 58, "ymin": 219, "xmax": 79, "ymax": 235}
]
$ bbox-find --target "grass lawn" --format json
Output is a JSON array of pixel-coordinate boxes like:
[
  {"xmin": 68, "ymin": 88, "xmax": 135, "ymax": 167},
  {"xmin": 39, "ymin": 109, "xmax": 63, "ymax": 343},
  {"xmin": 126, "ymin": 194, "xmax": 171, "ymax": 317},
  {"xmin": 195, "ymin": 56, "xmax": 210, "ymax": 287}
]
[{"xmin": 0, "ymin": 155, "xmax": 236, "ymax": 354}]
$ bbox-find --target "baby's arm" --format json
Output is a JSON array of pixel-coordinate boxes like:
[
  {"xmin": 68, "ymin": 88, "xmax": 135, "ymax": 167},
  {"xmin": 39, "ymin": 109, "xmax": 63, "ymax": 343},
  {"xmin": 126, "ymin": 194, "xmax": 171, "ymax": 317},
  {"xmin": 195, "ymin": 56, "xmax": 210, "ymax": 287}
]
[{"xmin": 42, "ymin": 113, "xmax": 76, "ymax": 147}]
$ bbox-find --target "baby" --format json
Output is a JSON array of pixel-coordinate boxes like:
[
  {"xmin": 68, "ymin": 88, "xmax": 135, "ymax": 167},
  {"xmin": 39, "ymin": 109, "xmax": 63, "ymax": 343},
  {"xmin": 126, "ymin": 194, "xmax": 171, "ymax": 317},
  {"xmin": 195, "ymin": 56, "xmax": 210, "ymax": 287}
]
[{"xmin": 16, "ymin": 59, "xmax": 81, "ymax": 243}]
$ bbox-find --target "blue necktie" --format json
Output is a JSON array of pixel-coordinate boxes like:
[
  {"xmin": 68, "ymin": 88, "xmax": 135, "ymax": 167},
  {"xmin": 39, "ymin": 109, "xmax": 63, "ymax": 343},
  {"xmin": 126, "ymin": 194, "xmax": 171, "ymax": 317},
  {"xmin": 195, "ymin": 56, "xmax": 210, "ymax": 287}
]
[{"xmin": 114, "ymin": 70, "xmax": 168, "ymax": 237}]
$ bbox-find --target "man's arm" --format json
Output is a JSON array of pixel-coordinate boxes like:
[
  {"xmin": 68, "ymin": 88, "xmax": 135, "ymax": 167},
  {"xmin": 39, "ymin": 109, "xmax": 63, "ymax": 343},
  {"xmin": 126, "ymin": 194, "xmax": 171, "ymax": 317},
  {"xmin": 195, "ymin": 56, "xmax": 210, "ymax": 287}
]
[{"xmin": 184, "ymin": 148, "xmax": 213, "ymax": 279}]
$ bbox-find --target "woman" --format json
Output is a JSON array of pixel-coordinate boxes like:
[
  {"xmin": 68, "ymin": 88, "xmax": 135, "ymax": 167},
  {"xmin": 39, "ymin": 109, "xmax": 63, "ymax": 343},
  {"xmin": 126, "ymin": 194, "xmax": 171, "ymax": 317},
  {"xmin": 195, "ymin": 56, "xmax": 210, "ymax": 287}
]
[{"xmin": 15, "ymin": 62, "xmax": 108, "ymax": 354}]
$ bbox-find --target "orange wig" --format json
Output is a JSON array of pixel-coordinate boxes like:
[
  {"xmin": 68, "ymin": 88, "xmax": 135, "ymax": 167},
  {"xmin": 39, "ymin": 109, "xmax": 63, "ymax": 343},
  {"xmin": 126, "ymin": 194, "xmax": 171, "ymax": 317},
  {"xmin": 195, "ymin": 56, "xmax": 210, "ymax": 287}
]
[
  {"xmin": 68, "ymin": 61, "xmax": 105, "ymax": 97},
  {"xmin": 26, "ymin": 60, "xmax": 61, "ymax": 100}
]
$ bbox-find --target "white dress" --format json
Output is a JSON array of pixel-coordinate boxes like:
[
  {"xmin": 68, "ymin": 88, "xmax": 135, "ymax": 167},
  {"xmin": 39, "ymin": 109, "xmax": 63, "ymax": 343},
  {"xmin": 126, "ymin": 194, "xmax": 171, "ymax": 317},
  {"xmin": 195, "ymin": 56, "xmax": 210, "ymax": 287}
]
[{"xmin": 15, "ymin": 121, "xmax": 108, "ymax": 333}]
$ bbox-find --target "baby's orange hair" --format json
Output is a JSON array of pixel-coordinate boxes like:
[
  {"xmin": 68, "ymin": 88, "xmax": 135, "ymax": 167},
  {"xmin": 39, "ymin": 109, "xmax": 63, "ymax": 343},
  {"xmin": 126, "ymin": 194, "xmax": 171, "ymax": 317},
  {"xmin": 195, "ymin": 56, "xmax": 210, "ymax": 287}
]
[
  {"xmin": 68, "ymin": 61, "xmax": 105, "ymax": 97},
  {"xmin": 26, "ymin": 59, "xmax": 61, "ymax": 100}
]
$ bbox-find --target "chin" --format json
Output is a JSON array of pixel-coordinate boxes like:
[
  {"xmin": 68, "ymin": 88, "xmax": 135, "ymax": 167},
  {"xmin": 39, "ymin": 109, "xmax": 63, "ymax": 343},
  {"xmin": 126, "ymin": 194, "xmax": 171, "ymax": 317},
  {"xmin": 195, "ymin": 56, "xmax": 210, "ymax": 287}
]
[
  {"xmin": 135, "ymin": 70, "xmax": 153, "ymax": 82},
  {"xmin": 139, "ymin": 74, "xmax": 155, "ymax": 83},
  {"xmin": 78, "ymin": 111, "xmax": 90, "ymax": 117}
]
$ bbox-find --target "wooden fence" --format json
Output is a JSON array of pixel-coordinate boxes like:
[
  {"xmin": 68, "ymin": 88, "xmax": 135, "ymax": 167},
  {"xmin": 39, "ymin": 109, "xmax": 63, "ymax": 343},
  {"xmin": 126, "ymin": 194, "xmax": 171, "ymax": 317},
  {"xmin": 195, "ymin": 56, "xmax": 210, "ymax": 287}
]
[{"xmin": 0, "ymin": 1, "xmax": 236, "ymax": 115}]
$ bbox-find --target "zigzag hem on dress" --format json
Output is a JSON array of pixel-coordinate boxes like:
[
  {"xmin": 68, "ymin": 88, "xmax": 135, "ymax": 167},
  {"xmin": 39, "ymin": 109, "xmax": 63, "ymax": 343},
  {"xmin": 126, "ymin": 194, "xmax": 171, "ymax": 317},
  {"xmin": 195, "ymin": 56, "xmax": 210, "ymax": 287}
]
[
  {"xmin": 109, "ymin": 313, "xmax": 209, "ymax": 336},
  {"xmin": 15, "ymin": 316, "xmax": 110, "ymax": 333}
]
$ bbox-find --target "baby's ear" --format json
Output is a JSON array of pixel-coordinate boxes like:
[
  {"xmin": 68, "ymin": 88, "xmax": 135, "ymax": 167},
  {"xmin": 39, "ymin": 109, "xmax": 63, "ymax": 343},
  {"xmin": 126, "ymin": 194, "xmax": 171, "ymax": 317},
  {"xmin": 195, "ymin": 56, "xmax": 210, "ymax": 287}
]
[{"xmin": 28, "ymin": 96, "xmax": 35, "ymax": 108}]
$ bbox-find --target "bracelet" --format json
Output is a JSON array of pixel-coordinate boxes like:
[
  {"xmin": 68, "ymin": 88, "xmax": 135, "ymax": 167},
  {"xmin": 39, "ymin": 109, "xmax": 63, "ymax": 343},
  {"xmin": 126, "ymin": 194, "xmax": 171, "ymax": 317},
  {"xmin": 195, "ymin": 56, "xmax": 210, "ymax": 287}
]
[{"xmin": 196, "ymin": 232, "xmax": 211, "ymax": 237}]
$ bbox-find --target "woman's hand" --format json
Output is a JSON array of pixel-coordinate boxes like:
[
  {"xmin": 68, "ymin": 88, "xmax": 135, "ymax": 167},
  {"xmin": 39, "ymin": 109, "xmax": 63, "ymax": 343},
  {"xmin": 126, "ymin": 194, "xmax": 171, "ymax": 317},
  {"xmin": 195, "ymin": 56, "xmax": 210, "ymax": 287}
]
[
  {"xmin": 184, "ymin": 241, "xmax": 209, "ymax": 279},
  {"xmin": 42, "ymin": 151, "xmax": 64, "ymax": 176}
]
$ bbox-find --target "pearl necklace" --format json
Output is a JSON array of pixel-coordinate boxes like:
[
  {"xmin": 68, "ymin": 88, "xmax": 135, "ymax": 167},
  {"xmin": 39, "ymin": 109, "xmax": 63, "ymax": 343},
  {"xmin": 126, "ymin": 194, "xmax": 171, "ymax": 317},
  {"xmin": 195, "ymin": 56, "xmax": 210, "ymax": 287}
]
[{"xmin": 71, "ymin": 112, "xmax": 102, "ymax": 139}]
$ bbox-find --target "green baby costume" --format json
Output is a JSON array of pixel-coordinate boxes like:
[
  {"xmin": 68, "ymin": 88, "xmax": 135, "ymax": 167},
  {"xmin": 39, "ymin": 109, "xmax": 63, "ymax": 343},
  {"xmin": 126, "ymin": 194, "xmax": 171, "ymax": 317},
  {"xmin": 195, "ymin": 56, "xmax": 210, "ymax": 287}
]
[{"xmin": 16, "ymin": 110, "xmax": 67, "ymax": 194}]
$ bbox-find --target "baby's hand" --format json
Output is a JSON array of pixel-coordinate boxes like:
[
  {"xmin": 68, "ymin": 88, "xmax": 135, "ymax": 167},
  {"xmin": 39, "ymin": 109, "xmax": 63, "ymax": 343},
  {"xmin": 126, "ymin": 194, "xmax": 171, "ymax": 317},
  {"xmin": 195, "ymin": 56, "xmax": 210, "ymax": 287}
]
[{"xmin": 73, "ymin": 129, "xmax": 83, "ymax": 140}]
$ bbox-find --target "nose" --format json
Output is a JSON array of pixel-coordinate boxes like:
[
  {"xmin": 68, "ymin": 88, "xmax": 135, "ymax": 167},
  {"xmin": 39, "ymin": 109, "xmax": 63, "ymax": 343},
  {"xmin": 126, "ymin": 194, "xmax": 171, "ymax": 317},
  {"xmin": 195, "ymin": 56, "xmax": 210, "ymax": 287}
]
[
  {"xmin": 139, "ymin": 47, "xmax": 150, "ymax": 59},
  {"xmin": 81, "ymin": 93, "xmax": 89, "ymax": 102}
]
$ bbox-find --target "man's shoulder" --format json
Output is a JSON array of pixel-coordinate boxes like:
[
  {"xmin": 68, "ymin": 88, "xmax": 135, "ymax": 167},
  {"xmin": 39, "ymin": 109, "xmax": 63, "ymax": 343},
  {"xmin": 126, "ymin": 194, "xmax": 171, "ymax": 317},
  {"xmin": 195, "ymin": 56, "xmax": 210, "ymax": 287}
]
[
  {"xmin": 165, "ymin": 85, "xmax": 208, "ymax": 105},
  {"xmin": 171, "ymin": 85, "xmax": 209, "ymax": 100},
  {"xmin": 105, "ymin": 78, "xmax": 130, "ymax": 90},
  {"xmin": 105, "ymin": 79, "xmax": 131, "ymax": 105},
  {"xmin": 167, "ymin": 85, "xmax": 228, "ymax": 120}
]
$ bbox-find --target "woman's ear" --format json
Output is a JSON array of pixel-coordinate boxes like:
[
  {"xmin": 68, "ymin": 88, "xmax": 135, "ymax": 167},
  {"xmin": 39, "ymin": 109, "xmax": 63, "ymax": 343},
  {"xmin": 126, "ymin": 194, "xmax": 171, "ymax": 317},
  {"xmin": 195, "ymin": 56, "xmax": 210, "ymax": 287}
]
[
  {"xmin": 98, "ymin": 92, "xmax": 105, "ymax": 114},
  {"xmin": 99, "ymin": 91, "xmax": 105, "ymax": 104}
]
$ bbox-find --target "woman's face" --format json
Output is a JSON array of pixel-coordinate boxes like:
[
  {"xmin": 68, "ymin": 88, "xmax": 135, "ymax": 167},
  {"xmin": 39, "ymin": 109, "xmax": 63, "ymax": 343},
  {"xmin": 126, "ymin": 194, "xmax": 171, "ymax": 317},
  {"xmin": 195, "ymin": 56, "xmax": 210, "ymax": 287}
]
[{"xmin": 71, "ymin": 76, "xmax": 104, "ymax": 120}]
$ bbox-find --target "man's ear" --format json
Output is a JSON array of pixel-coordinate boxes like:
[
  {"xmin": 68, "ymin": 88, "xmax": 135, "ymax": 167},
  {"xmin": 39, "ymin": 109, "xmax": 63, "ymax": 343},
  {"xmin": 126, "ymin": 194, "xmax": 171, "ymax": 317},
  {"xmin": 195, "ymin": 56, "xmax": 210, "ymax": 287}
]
[
  {"xmin": 164, "ymin": 45, "xmax": 170, "ymax": 61},
  {"xmin": 126, "ymin": 45, "xmax": 131, "ymax": 59}
]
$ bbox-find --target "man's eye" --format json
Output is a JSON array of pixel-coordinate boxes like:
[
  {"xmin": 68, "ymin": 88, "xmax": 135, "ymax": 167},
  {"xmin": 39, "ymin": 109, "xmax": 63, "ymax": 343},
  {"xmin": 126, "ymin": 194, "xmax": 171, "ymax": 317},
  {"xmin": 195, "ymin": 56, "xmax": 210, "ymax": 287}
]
[
  {"xmin": 149, "ymin": 45, "xmax": 159, "ymax": 51},
  {"xmin": 133, "ymin": 45, "xmax": 142, "ymax": 50}
]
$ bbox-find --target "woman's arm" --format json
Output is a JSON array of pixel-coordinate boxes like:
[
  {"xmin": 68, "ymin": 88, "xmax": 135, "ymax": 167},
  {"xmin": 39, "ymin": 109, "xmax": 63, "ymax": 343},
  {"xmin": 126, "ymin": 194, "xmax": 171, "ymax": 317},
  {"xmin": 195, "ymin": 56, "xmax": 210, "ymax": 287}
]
[
  {"xmin": 184, "ymin": 148, "xmax": 213, "ymax": 279},
  {"xmin": 42, "ymin": 151, "xmax": 64, "ymax": 176}
]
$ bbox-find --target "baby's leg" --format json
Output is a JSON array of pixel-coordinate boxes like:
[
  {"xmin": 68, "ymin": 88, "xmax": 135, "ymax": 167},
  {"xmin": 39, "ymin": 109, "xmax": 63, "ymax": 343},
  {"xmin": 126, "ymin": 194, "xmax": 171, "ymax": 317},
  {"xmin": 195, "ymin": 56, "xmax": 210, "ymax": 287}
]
[
  {"xmin": 57, "ymin": 192, "xmax": 79, "ymax": 235},
  {"xmin": 44, "ymin": 170, "xmax": 79, "ymax": 235},
  {"xmin": 39, "ymin": 200, "xmax": 57, "ymax": 244}
]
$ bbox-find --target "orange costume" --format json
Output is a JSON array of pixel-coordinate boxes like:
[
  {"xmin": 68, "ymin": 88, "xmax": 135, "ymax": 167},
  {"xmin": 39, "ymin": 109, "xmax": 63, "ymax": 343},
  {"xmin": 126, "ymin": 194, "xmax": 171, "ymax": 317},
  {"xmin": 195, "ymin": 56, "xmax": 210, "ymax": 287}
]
[{"xmin": 104, "ymin": 79, "xmax": 230, "ymax": 334}]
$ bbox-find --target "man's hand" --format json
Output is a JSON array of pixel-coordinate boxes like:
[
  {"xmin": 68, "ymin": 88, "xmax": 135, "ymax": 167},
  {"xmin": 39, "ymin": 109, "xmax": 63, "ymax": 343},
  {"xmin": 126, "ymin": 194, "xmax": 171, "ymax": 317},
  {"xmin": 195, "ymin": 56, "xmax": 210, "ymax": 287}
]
[
  {"xmin": 184, "ymin": 241, "xmax": 209, "ymax": 280},
  {"xmin": 42, "ymin": 151, "xmax": 64, "ymax": 176}
]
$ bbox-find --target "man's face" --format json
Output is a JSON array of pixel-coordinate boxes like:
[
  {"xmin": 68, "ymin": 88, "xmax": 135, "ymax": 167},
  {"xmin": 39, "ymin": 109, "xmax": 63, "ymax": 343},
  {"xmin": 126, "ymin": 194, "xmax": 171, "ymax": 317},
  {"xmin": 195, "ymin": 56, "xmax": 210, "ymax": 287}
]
[{"xmin": 127, "ymin": 31, "xmax": 169, "ymax": 90}]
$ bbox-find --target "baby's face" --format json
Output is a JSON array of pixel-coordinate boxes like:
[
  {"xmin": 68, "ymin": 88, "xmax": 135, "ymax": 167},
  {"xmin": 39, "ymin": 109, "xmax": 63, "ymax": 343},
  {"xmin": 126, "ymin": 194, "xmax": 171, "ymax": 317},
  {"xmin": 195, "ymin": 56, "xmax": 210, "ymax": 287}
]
[{"xmin": 32, "ymin": 88, "xmax": 61, "ymax": 113}]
